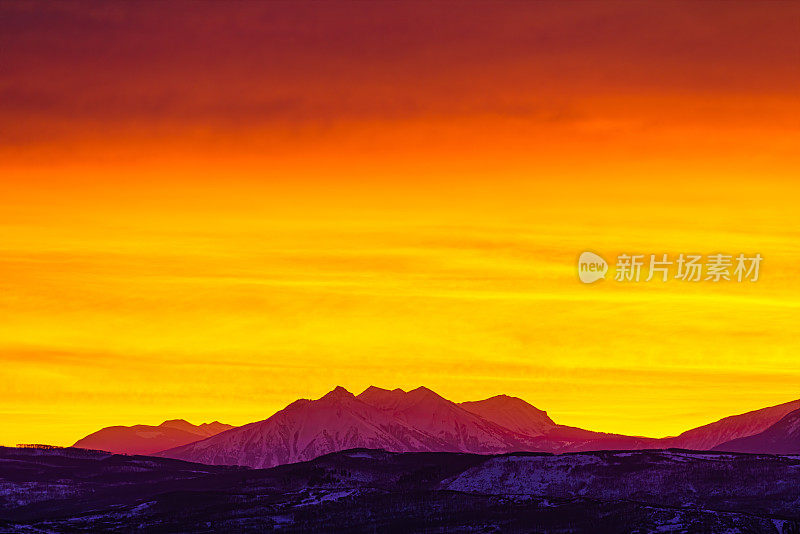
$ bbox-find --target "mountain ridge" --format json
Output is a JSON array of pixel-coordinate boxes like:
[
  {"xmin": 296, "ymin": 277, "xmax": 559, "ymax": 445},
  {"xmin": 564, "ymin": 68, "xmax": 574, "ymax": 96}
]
[
  {"xmin": 156, "ymin": 385, "xmax": 545, "ymax": 468},
  {"xmin": 72, "ymin": 419, "xmax": 234, "ymax": 456},
  {"xmin": 71, "ymin": 387, "xmax": 799, "ymax": 466},
  {"xmin": 149, "ymin": 387, "xmax": 799, "ymax": 468},
  {"xmin": 713, "ymin": 408, "xmax": 800, "ymax": 454},
  {"xmin": 665, "ymin": 398, "xmax": 800, "ymax": 450}
]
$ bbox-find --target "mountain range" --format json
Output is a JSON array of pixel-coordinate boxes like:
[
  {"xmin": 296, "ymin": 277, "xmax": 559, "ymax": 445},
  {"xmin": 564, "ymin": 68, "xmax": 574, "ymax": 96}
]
[
  {"xmin": 71, "ymin": 387, "xmax": 800, "ymax": 467},
  {"xmin": 73, "ymin": 419, "xmax": 234, "ymax": 455}
]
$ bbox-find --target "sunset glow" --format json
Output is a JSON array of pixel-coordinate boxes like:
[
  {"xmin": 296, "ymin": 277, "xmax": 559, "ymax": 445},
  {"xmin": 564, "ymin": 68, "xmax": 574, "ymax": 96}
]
[{"xmin": 1, "ymin": 2, "xmax": 799, "ymax": 446}]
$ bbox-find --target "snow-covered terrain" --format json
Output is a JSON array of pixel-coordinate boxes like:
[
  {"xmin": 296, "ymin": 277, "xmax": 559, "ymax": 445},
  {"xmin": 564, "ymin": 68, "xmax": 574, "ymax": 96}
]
[{"xmin": 2, "ymin": 446, "xmax": 799, "ymax": 533}]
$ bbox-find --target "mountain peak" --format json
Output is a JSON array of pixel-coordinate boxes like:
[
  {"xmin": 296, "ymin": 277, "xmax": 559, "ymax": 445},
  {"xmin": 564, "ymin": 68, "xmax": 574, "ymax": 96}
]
[
  {"xmin": 407, "ymin": 386, "xmax": 442, "ymax": 399},
  {"xmin": 478, "ymin": 395, "xmax": 546, "ymax": 411},
  {"xmin": 360, "ymin": 386, "xmax": 405, "ymax": 396},
  {"xmin": 460, "ymin": 394, "xmax": 555, "ymax": 437},
  {"xmin": 320, "ymin": 386, "xmax": 355, "ymax": 401},
  {"xmin": 480, "ymin": 394, "xmax": 515, "ymax": 404},
  {"xmin": 159, "ymin": 419, "xmax": 197, "ymax": 433},
  {"xmin": 358, "ymin": 386, "xmax": 449, "ymax": 411},
  {"xmin": 161, "ymin": 419, "xmax": 191, "ymax": 427},
  {"xmin": 198, "ymin": 421, "xmax": 235, "ymax": 434},
  {"xmin": 357, "ymin": 386, "xmax": 407, "ymax": 409}
]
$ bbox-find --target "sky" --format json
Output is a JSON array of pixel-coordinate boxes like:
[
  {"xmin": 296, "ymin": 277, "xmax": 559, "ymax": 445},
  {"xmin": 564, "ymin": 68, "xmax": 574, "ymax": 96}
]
[{"xmin": 1, "ymin": 1, "xmax": 799, "ymax": 446}]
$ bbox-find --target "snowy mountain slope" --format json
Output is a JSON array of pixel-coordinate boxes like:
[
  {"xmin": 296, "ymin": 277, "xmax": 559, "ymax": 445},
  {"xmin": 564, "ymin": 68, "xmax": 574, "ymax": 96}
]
[
  {"xmin": 665, "ymin": 398, "xmax": 800, "ymax": 450},
  {"xmin": 713, "ymin": 408, "xmax": 800, "ymax": 454},
  {"xmin": 459, "ymin": 394, "xmax": 556, "ymax": 437},
  {"xmin": 158, "ymin": 387, "xmax": 477, "ymax": 468}
]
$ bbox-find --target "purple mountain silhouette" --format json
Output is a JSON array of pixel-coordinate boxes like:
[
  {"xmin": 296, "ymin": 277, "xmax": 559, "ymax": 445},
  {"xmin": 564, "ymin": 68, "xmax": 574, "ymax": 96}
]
[
  {"xmin": 459, "ymin": 394, "xmax": 556, "ymax": 436},
  {"xmin": 156, "ymin": 386, "xmax": 543, "ymax": 468},
  {"xmin": 71, "ymin": 387, "xmax": 800, "ymax": 467},
  {"xmin": 666, "ymin": 399, "xmax": 800, "ymax": 450},
  {"xmin": 713, "ymin": 408, "xmax": 800, "ymax": 455},
  {"xmin": 73, "ymin": 419, "xmax": 234, "ymax": 455}
]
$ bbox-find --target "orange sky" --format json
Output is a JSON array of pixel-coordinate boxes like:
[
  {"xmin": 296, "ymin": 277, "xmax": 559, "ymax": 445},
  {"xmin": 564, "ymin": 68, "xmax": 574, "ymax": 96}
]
[{"xmin": 1, "ymin": 2, "xmax": 799, "ymax": 446}]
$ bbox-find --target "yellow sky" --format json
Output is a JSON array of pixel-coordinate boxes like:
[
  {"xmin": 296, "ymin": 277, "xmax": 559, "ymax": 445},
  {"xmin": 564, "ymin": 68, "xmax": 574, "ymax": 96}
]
[
  {"xmin": 1, "ymin": 3, "xmax": 799, "ymax": 446},
  {"xmin": 2, "ymin": 153, "xmax": 799, "ymax": 446}
]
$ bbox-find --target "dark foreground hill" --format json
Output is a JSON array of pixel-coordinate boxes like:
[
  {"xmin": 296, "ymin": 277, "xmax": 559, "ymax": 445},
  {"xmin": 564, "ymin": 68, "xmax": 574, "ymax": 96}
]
[{"xmin": 1, "ymin": 446, "xmax": 799, "ymax": 533}]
